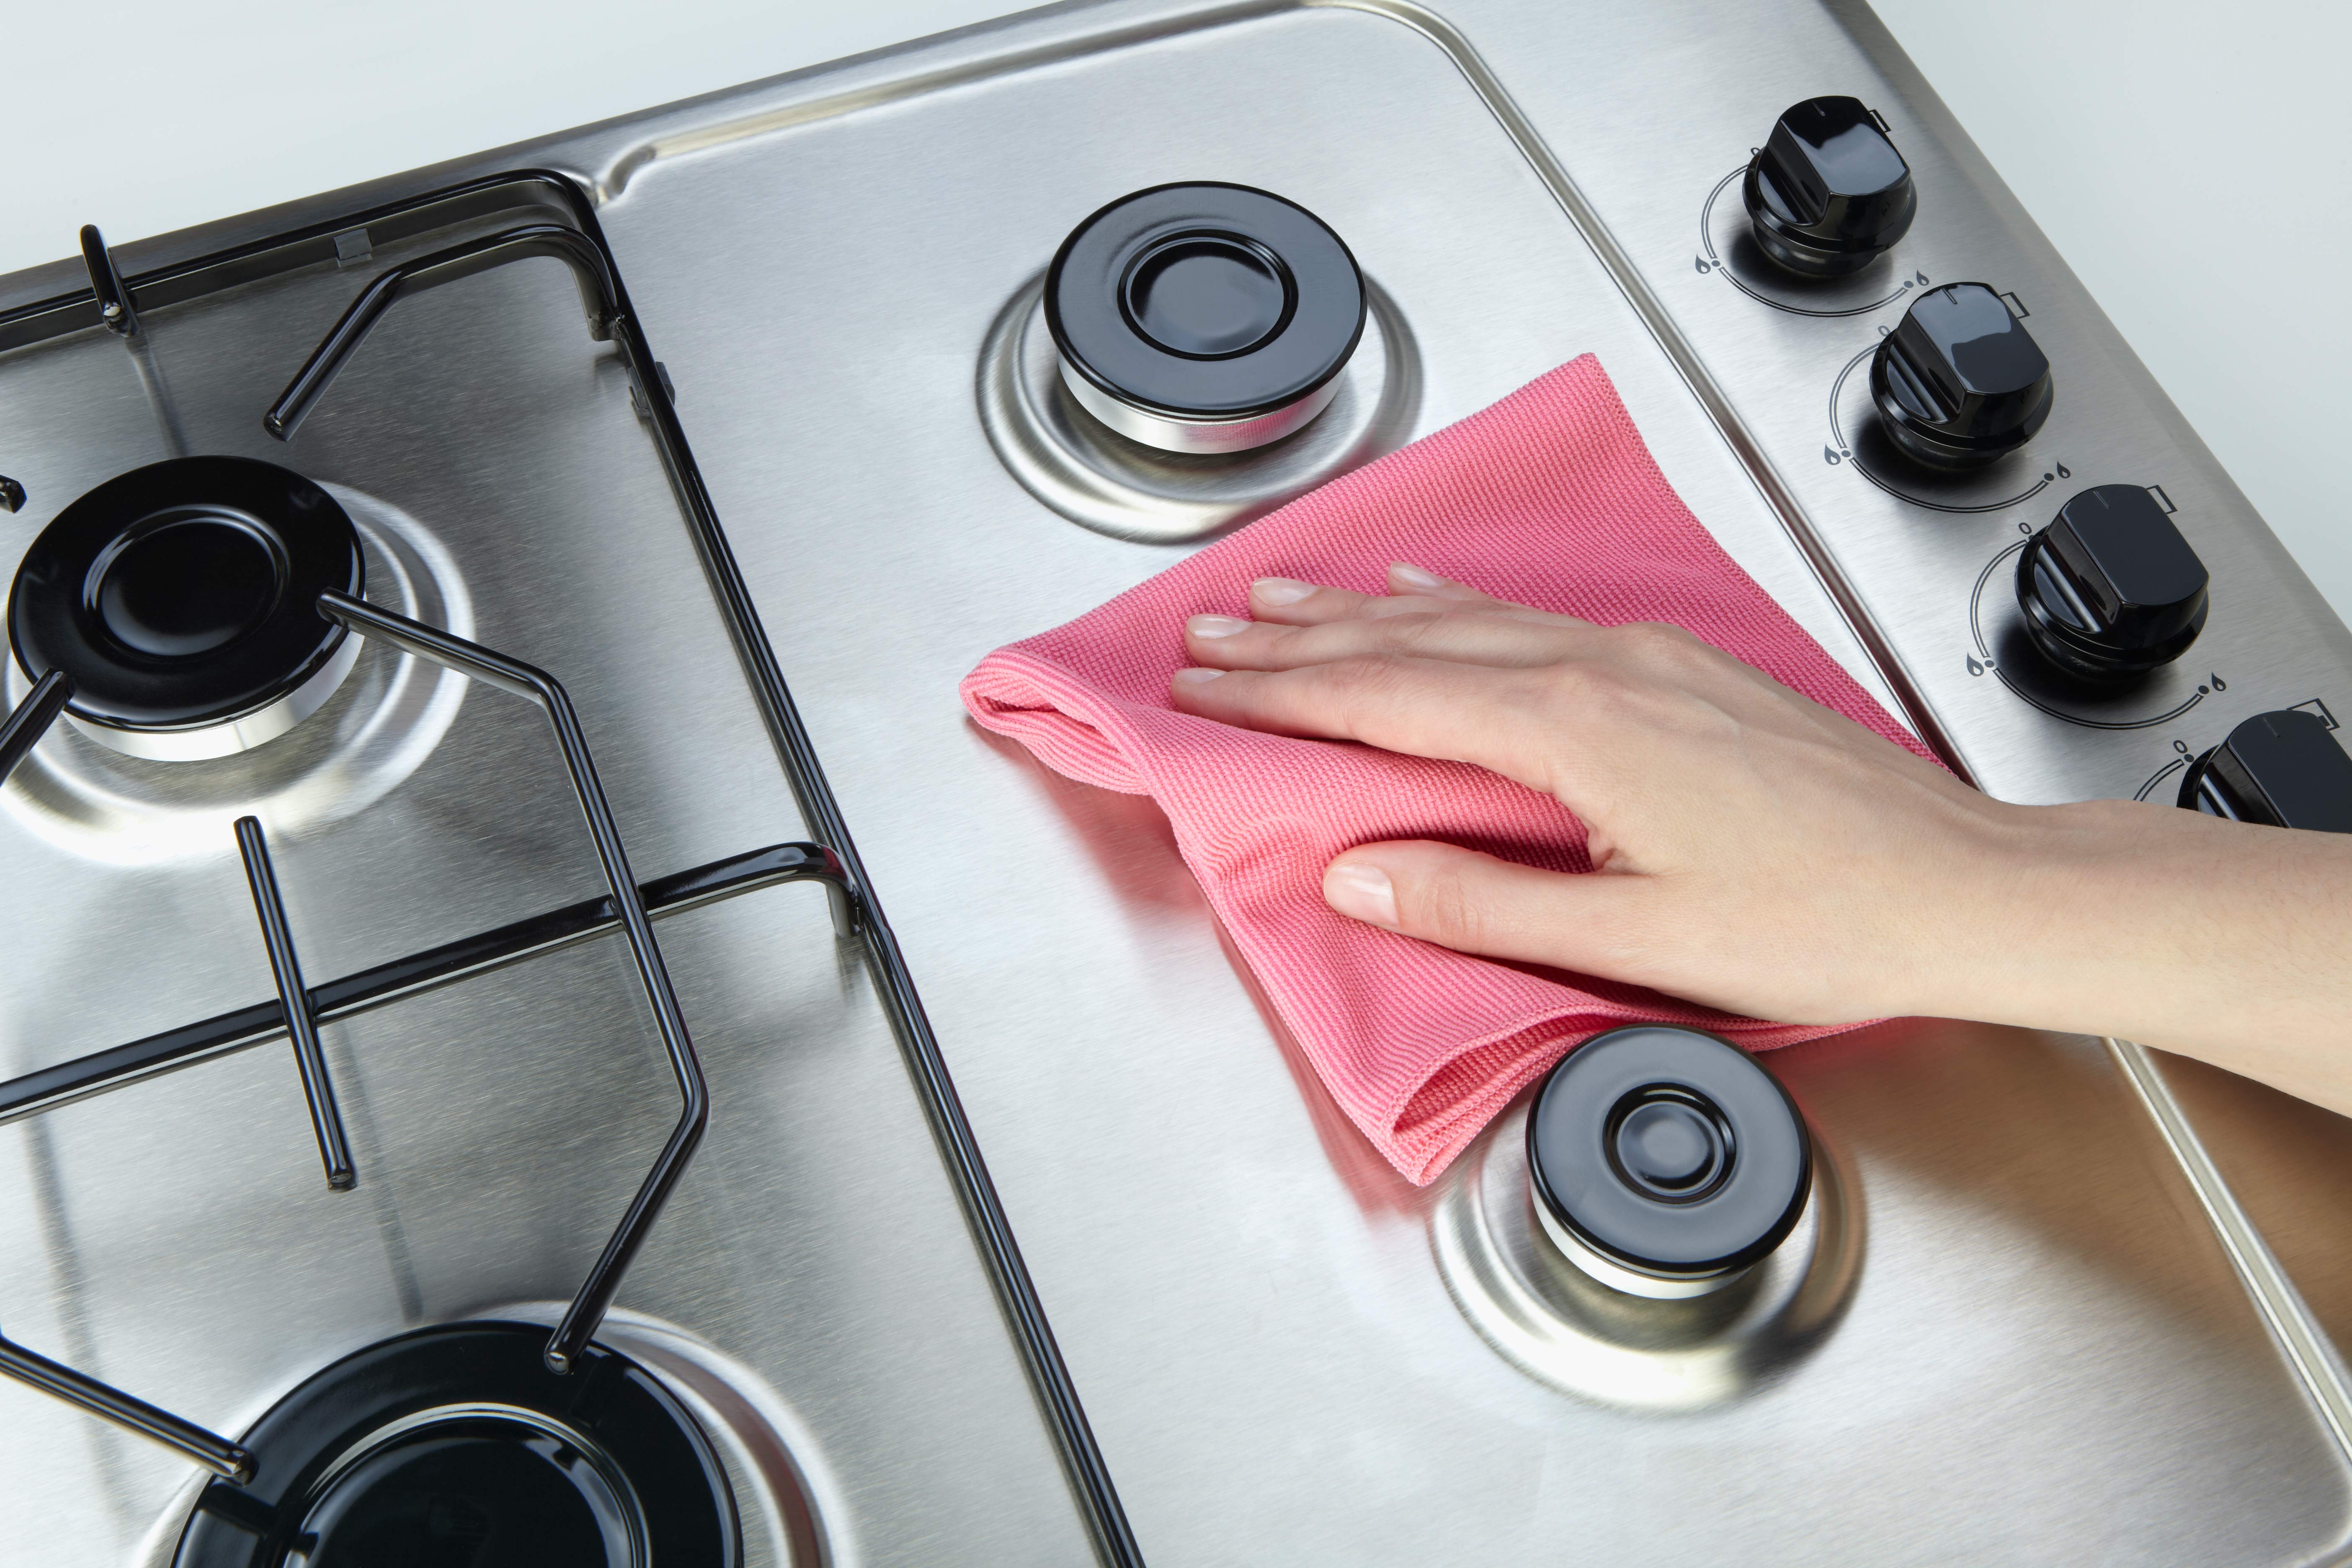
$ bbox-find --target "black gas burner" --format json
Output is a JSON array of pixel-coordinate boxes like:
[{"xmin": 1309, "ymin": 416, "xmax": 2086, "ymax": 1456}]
[
  {"xmin": 1045, "ymin": 181, "xmax": 1364, "ymax": 454},
  {"xmin": 8, "ymin": 455, "xmax": 363, "ymax": 761},
  {"xmin": 175, "ymin": 1322, "xmax": 739, "ymax": 1568},
  {"xmin": 1527, "ymin": 1026, "xmax": 1813, "ymax": 1299}
]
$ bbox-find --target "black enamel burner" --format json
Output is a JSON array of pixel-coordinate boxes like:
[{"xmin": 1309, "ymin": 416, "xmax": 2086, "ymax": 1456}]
[
  {"xmin": 8, "ymin": 455, "xmax": 364, "ymax": 761},
  {"xmin": 1527, "ymin": 1025, "xmax": 1813, "ymax": 1299},
  {"xmin": 174, "ymin": 1322, "xmax": 739, "ymax": 1568},
  {"xmin": 1045, "ymin": 181, "xmax": 1365, "ymax": 454}
]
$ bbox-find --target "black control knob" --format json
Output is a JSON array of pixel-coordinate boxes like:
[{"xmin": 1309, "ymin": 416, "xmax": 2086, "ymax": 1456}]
[
  {"xmin": 2015, "ymin": 485, "xmax": 2208, "ymax": 683},
  {"xmin": 1743, "ymin": 96, "xmax": 1916, "ymax": 278},
  {"xmin": 1527, "ymin": 1025, "xmax": 1810, "ymax": 1300},
  {"xmin": 2179, "ymin": 711, "xmax": 2352, "ymax": 833},
  {"xmin": 1870, "ymin": 283, "xmax": 2053, "ymax": 469}
]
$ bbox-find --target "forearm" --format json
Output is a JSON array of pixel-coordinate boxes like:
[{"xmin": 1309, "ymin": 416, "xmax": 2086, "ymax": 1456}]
[{"xmin": 1934, "ymin": 799, "xmax": 2352, "ymax": 1113}]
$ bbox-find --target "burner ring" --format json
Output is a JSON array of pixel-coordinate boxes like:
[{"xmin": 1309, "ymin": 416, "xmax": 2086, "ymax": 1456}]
[
  {"xmin": 9, "ymin": 456, "xmax": 364, "ymax": 760},
  {"xmin": 173, "ymin": 1322, "xmax": 739, "ymax": 1568},
  {"xmin": 1046, "ymin": 182, "xmax": 1365, "ymax": 452},
  {"xmin": 294, "ymin": 1405, "xmax": 645, "ymax": 1565},
  {"xmin": 1527, "ymin": 1026, "xmax": 1812, "ymax": 1298}
]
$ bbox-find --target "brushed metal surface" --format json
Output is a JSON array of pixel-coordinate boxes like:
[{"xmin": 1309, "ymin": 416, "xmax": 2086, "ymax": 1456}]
[
  {"xmin": 565, "ymin": 2, "xmax": 2352, "ymax": 1560},
  {"xmin": 0, "ymin": 214, "xmax": 1089, "ymax": 1561},
  {"xmin": 7, "ymin": 0, "xmax": 2352, "ymax": 1563},
  {"xmin": 2157, "ymin": 1057, "xmax": 2352, "ymax": 1344}
]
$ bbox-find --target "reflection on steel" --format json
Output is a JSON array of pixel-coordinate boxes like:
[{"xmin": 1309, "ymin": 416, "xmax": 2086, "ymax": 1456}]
[
  {"xmin": 234, "ymin": 816, "xmax": 358, "ymax": 1192},
  {"xmin": 0, "ymin": 1328, "xmax": 250, "ymax": 1482},
  {"xmin": 263, "ymin": 223, "xmax": 617, "ymax": 440},
  {"xmin": 317, "ymin": 588, "xmax": 702, "ymax": 1377}
]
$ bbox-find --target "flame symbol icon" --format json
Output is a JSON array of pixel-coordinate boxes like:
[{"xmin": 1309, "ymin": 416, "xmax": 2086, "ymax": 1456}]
[
  {"xmin": 1914, "ymin": 271, "xmax": 1929, "ymax": 286},
  {"xmin": 1695, "ymin": 255, "xmax": 1712, "ymax": 274},
  {"xmin": 1967, "ymin": 655, "xmax": 1984, "ymax": 676},
  {"xmin": 2057, "ymin": 462, "xmax": 2072, "ymax": 478},
  {"xmin": 1824, "ymin": 446, "xmax": 1842, "ymax": 466}
]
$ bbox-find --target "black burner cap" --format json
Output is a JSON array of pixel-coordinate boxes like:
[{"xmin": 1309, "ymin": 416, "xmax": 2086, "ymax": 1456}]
[
  {"xmin": 1045, "ymin": 181, "xmax": 1365, "ymax": 420},
  {"xmin": 8, "ymin": 455, "xmax": 361, "ymax": 733},
  {"xmin": 294, "ymin": 1412, "xmax": 639, "ymax": 1563},
  {"xmin": 1528, "ymin": 1026, "xmax": 1812, "ymax": 1279},
  {"xmin": 174, "ymin": 1322, "xmax": 739, "ymax": 1568}
]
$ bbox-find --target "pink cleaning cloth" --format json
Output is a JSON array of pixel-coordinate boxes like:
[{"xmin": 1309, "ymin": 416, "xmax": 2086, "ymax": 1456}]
[{"xmin": 960, "ymin": 355, "xmax": 1932, "ymax": 1184}]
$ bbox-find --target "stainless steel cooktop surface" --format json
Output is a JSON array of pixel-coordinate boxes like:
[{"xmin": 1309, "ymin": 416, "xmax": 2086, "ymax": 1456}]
[{"xmin": 2, "ymin": 2, "xmax": 2347, "ymax": 1563}]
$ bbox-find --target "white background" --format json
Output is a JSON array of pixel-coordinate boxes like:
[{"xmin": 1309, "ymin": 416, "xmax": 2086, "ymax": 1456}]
[{"xmin": 3, "ymin": 1, "xmax": 2345, "ymax": 616}]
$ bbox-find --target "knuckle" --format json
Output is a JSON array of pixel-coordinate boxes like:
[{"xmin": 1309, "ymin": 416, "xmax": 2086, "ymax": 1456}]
[
  {"xmin": 1630, "ymin": 620, "xmax": 1737, "ymax": 684},
  {"xmin": 1376, "ymin": 612, "xmax": 1452, "ymax": 657},
  {"xmin": 1320, "ymin": 652, "xmax": 1412, "ymax": 701},
  {"xmin": 1404, "ymin": 858, "xmax": 1489, "ymax": 946},
  {"xmin": 1619, "ymin": 620, "xmax": 1701, "ymax": 662},
  {"xmin": 1539, "ymin": 659, "xmax": 1632, "ymax": 721}
]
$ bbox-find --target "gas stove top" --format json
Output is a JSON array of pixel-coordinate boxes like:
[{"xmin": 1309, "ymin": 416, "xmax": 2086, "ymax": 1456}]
[{"xmin": 3, "ymin": 2, "xmax": 2350, "ymax": 1564}]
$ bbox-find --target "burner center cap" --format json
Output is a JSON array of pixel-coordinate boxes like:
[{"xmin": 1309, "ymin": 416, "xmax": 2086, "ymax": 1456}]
[
  {"xmin": 89, "ymin": 508, "xmax": 286, "ymax": 659},
  {"xmin": 1120, "ymin": 232, "xmax": 1294, "ymax": 358},
  {"xmin": 298, "ymin": 1412, "xmax": 641, "ymax": 1567},
  {"xmin": 1608, "ymin": 1088, "xmax": 1732, "ymax": 1202}
]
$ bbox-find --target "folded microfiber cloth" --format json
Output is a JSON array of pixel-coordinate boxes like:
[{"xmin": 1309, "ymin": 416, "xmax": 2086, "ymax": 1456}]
[{"xmin": 960, "ymin": 355, "xmax": 1931, "ymax": 1184}]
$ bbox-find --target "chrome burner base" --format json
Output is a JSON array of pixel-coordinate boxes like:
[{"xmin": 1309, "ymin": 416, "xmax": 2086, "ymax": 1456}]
[
  {"xmin": 66, "ymin": 630, "xmax": 361, "ymax": 763},
  {"xmin": 1433, "ymin": 1101, "xmax": 1864, "ymax": 1411},
  {"xmin": 979, "ymin": 271, "xmax": 1419, "ymax": 544}
]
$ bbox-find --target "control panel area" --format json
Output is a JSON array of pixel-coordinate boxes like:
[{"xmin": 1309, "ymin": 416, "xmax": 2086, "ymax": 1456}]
[{"xmin": 1660, "ymin": 85, "xmax": 2352, "ymax": 826}]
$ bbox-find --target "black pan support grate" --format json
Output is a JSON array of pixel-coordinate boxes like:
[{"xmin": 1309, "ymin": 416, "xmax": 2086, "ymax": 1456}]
[
  {"xmin": 0, "ymin": 590, "xmax": 850, "ymax": 1486},
  {"xmin": 0, "ymin": 175, "xmax": 1143, "ymax": 1567}
]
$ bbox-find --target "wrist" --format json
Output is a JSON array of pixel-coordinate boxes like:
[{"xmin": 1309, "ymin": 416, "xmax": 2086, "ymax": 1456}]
[{"xmin": 1908, "ymin": 797, "xmax": 2152, "ymax": 1033}]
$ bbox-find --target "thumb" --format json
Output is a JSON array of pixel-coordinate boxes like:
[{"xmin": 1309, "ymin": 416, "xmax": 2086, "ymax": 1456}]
[{"xmin": 1322, "ymin": 840, "xmax": 1648, "ymax": 974}]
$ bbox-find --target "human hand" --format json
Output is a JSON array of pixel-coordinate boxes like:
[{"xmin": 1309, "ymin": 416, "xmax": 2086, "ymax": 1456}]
[
  {"xmin": 1166, "ymin": 561, "xmax": 2009, "ymax": 1024},
  {"xmin": 1167, "ymin": 562, "xmax": 2352, "ymax": 1110}
]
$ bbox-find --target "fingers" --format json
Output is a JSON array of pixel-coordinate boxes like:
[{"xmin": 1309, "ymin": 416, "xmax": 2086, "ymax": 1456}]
[
  {"xmin": 1170, "ymin": 655, "xmax": 1555, "ymax": 789},
  {"xmin": 1185, "ymin": 602, "xmax": 1592, "ymax": 671},
  {"xmin": 1246, "ymin": 575, "xmax": 1443, "ymax": 627},
  {"xmin": 1322, "ymin": 840, "xmax": 1653, "ymax": 975},
  {"xmin": 1198, "ymin": 565, "xmax": 1589, "ymax": 670},
  {"xmin": 1248, "ymin": 563, "xmax": 1568, "ymax": 627},
  {"xmin": 1385, "ymin": 561, "xmax": 1496, "ymax": 602}
]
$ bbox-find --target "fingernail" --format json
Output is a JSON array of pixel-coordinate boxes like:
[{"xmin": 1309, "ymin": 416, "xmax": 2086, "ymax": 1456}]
[
  {"xmin": 1172, "ymin": 667, "xmax": 1225, "ymax": 686},
  {"xmin": 1390, "ymin": 561, "xmax": 1444, "ymax": 591},
  {"xmin": 1324, "ymin": 861, "xmax": 1398, "ymax": 926},
  {"xmin": 1253, "ymin": 577, "xmax": 1315, "ymax": 606},
  {"xmin": 1187, "ymin": 614, "xmax": 1251, "ymax": 639}
]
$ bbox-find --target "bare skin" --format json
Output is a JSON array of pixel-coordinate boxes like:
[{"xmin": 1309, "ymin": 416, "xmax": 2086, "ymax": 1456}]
[{"xmin": 1168, "ymin": 561, "xmax": 2352, "ymax": 1116}]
